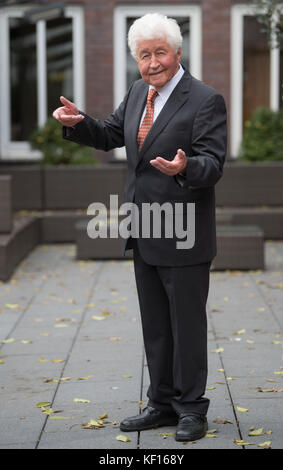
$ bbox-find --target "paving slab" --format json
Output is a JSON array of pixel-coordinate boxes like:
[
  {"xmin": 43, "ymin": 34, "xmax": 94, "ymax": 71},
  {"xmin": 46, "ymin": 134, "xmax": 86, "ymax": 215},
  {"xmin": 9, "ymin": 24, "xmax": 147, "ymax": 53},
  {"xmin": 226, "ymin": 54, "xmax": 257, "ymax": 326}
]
[{"xmin": 0, "ymin": 241, "xmax": 282, "ymax": 450}]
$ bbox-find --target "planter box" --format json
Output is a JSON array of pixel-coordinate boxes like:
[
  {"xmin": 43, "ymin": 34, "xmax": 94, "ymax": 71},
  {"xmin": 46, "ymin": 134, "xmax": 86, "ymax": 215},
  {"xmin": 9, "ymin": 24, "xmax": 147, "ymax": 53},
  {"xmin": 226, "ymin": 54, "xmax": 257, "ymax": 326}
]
[
  {"xmin": 213, "ymin": 225, "xmax": 264, "ymax": 270},
  {"xmin": 0, "ymin": 175, "xmax": 13, "ymax": 232},
  {"xmin": 216, "ymin": 162, "xmax": 283, "ymax": 206},
  {"xmin": 43, "ymin": 164, "xmax": 126, "ymax": 210},
  {"xmin": 0, "ymin": 216, "xmax": 40, "ymax": 281},
  {"xmin": 0, "ymin": 165, "xmax": 42, "ymax": 210}
]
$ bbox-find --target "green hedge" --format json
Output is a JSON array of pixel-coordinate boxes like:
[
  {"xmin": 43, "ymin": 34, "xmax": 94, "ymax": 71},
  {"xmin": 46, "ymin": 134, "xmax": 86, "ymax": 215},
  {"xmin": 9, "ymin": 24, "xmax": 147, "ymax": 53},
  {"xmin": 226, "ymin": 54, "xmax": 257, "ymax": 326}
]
[
  {"xmin": 29, "ymin": 117, "xmax": 98, "ymax": 165},
  {"xmin": 239, "ymin": 107, "xmax": 283, "ymax": 161}
]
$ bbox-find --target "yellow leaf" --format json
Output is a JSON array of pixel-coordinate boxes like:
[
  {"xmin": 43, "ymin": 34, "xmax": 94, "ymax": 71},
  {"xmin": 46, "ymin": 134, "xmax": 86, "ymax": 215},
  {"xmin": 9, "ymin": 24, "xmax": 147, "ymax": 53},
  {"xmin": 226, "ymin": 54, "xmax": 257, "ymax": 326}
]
[
  {"xmin": 109, "ymin": 337, "xmax": 121, "ymax": 341},
  {"xmin": 122, "ymin": 375, "xmax": 132, "ymax": 378},
  {"xmin": 82, "ymin": 419, "xmax": 105, "ymax": 429},
  {"xmin": 0, "ymin": 360, "xmax": 4, "ymax": 364},
  {"xmin": 272, "ymin": 340, "xmax": 283, "ymax": 345},
  {"xmin": 274, "ymin": 371, "xmax": 283, "ymax": 375},
  {"xmin": 237, "ymin": 407, "xmax": 249, "ymax": 412},
  {"xmin": 91, "ymin": 316, "xmax": 106, "ymax": 321},
  {"xmin": 36, "ymin": 401, "xmax": 51, "ymax": 408},
  {"xmin": 211, "ymin": 348, "xmax": 224, "ymax": 353},
  {"xmin": 49, "ymin": 416, "xmax": 73, "ymax": 420},
  {"xmin": 207, "ymin": 386, "xmax": 216, "ymax": 390},
  {"xmin": 1, "ymin": 338, "xmax": 15, "ymax": 343},
  {"xmin": 233, "ymin": 439, "xmax": 254, "ymax": 446},
  {"xmin": 234, "ymin": 329, "xmax": 246, "ymax": 335},
  {"xmin": 39, "ymin": 357, "xmax": 48, "ymax": 362},
  {"xmin": 217, "ymin": 368, "xmax": 225, "ymax": 372},
  {"xmin": 77, "ymin": 376, "xmax": 92, "ymax": 381},
  {"xmin": 116, "ymin": 434, "xmax": 131, "ymax": 442},
  {"xmin": 21, "ymin": 340, "xmax": 33, "ymax": 344},
  {"xmin": 73, "ymin": 398, "xmax": 90, "ymax": 403},
  {"xmin": 249, "ymin": 428, "xmax": 264, "ymax": 436},
  {"xmin": 52, "ymin": 359, "xmax": 65, "ymax": 363},
  {"xmin": 258, "ymin": 441, "xmax": 271, "ymax": 449},
  {"xmin": 98, "ymin": 413, "xmax": 108, "ymax": 420},
  {"xmin": 257, "ymin": 307, "xmax": 265, "ymax": 312},
  {"xmin": 5, "ymin": 304, "xmax": 19, "ymax": 309},
  {"xmin": 246, "ymin": 339, "xmax": 255, "ymax": 344}
]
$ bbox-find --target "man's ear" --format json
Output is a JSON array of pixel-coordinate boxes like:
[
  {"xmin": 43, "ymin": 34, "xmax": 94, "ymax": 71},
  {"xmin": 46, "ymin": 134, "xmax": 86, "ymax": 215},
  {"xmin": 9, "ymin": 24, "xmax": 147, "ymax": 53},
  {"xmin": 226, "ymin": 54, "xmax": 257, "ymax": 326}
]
[{"xmin": 177, "ymin": 47, "xmax": 182, "ymax": 62}]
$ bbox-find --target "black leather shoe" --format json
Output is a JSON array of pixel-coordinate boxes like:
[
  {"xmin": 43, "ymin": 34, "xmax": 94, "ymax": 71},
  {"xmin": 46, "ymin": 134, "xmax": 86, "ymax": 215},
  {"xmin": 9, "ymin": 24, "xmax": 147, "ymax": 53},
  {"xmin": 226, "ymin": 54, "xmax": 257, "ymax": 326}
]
[
  {"xmin": 175, "ymin": 414, "xmax": 208, "ymax": 441},
  {"xmin": 120, "ymin": 406, "xmax": 178, "ymax": 432}
]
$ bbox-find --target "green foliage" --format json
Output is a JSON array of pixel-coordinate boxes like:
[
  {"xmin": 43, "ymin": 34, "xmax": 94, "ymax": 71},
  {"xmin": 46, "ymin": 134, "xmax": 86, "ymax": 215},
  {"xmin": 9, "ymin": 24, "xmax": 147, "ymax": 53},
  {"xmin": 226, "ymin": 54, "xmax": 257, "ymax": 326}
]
[
  {"xmin": 29, "ymin": 117, "xmax": 97, "ymax": 165},
  {"xmin": 252, "ymin": 0, "xmax": 283, "ymax": 49},
  {"xmin": 239, "ymin": 107, "xmax": 283, "ymax": 161}
]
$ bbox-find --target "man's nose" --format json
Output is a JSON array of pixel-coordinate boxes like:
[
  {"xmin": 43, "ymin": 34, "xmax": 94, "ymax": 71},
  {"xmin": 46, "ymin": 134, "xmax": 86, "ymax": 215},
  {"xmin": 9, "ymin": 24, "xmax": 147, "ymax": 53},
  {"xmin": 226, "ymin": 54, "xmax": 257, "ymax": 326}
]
[{"xmin": 149, "ymin": 55, "xmax": 159, "ymax": 69}]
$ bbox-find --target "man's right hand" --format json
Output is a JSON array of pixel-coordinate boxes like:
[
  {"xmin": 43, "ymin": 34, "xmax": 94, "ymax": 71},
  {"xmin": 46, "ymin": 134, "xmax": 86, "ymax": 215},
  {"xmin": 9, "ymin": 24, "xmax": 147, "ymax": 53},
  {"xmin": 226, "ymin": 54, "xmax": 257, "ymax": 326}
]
[{"xmin": 52, "ymin": 96, "xmax": 85, "ymax": 127}]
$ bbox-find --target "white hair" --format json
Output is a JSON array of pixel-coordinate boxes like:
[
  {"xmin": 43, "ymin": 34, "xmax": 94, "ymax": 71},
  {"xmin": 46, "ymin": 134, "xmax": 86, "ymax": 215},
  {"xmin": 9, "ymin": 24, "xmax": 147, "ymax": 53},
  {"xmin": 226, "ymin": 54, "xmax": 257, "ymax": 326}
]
[{"xmin": 128, "ymin": 13, "xmax": 183, "ymax": 60}]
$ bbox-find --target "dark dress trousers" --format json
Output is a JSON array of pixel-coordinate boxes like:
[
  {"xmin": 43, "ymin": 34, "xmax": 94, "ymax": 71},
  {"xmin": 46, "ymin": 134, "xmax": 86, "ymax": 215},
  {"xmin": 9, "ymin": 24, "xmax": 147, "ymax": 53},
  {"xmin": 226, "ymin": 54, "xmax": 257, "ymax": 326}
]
[{"xmin": 63, "ymin": 69, "xmax": 227, "ymax": 415}]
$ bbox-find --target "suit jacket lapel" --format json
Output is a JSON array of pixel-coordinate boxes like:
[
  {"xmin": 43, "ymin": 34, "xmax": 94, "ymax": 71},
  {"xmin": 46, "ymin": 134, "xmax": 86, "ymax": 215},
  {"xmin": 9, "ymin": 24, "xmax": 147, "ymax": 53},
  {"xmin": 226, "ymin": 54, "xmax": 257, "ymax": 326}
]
[
  {"xmin": 138, "ymin": 70, "xmax": 193, "ymax": 159},
  {"xmin": 127, "ymin": 82, "xmax": 148, "ymax": 162}
]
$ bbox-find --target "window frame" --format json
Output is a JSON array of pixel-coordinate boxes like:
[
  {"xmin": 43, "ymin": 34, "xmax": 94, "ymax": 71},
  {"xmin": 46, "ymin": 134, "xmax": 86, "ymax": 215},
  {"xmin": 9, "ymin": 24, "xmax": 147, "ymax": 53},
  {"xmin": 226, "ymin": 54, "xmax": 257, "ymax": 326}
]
[
  {"xmin": 113, "ymin": 4, "xmax": 202, "ymax": 160},
  {"xmin": 0, "ymin": 5, "xmax": 85, "ymax": 161},
  {"xmin": 231, "ymin": 3, "xmax": 283, "ymax": 158}
]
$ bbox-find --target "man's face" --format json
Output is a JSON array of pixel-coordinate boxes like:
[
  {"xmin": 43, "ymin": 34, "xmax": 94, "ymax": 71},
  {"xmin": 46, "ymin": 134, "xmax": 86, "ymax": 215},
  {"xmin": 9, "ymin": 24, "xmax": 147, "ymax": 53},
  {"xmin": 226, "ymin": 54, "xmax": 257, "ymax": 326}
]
[{"xmin": 136, "ymin": 37, "xmax": 182, "ymax": 90}]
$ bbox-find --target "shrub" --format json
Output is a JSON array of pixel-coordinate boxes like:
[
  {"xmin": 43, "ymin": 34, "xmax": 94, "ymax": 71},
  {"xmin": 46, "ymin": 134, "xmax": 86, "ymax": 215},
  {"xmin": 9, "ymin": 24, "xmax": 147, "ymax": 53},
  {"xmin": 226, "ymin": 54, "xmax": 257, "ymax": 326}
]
[
  {"xmin": 239, "ymin": 107, "xmax": 283, "ymax": 161},
  {"xmin": 29, "ymin": 117, "xmax": 98, "ymax": 165}
]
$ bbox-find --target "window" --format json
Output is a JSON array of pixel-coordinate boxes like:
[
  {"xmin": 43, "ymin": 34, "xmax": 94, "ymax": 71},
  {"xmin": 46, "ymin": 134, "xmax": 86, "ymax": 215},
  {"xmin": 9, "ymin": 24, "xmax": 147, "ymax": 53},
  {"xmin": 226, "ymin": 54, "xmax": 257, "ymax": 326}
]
[
  {"xmin": 114, "ymin": 4, "xmax": 202, "ymax": 159},
  {"xmin": 0, "ymin": 5, "xmax": 84, "ymax": 160},
  {"xmin": 231, "ymin": 4, "xmax": 283, "ymax": 158}
]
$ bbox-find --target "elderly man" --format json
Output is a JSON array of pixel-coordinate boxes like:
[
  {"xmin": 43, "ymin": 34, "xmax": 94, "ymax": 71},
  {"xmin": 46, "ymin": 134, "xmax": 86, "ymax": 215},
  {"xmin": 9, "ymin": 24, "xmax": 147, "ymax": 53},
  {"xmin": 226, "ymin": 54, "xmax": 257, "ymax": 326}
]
[{"xmin": 53, "ymin": 13, "xmax": 227, "ymax": 442}]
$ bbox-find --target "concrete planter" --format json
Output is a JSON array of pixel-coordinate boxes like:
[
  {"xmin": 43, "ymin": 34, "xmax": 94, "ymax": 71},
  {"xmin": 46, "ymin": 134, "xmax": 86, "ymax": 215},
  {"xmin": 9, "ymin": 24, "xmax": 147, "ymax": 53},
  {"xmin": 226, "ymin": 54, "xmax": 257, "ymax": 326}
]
[
  {"xmin": 0, "ymin": 165, "xmax": 42, "ymax": 210},
  {"xmin": 216, "ymin": 161, "xmax": 283, "ymax": 207},
  {"xmin": 43, "ymin": 164, "xmax": 126, "ymax": 209}
]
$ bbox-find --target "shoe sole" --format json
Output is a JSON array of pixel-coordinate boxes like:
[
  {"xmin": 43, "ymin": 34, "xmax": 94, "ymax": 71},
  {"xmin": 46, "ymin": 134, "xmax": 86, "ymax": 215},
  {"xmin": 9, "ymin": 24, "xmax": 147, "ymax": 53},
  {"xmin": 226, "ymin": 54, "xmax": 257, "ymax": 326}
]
[
  {"xmin": 120, "ymin": 418, "xmax": 179, "ymax": 432},
  {"xmin": 175, "ymin": 425, "xmax": 208, "ymax": 442}
]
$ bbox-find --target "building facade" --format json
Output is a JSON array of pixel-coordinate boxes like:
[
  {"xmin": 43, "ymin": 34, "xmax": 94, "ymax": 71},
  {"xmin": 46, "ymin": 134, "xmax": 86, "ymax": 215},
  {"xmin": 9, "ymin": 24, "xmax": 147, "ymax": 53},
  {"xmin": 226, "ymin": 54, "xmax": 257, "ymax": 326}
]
[{"xmin": 0, "ymin": 0, "xmax": 282, "ymax": 162}]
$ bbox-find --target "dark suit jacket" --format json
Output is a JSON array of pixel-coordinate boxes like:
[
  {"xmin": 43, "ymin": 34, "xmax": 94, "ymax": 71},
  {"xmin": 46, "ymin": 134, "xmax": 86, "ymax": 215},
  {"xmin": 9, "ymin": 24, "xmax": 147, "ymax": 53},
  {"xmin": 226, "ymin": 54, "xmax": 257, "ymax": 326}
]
[{"xmin": 63, "ymin": 69, "xmax": 227, "ymax": 266}]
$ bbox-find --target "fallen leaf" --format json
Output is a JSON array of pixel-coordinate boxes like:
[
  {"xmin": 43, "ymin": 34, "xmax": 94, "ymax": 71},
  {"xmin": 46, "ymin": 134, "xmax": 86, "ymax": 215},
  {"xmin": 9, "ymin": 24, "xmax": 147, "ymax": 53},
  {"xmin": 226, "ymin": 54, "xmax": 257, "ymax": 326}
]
[
  {"xmin": 237, "ymin": 407, "xmax": 249, "ymax": 412},
  {"xmin": 122, "ymin": 375, "xmax": 132, "ymax": 378},
  {"xmin": 98, "ymin": 413, "xmax": 108, "ymax": 420},
  {"xmin": 116, "ymin": 434, "xmax": 131, "ymax": 442},
  {"xmin": 207, "ymin": 386, "xmax": 216, "ymax": 390},
  {"xmin": 39, "ymin": 358, "xmax": 48, "ymax": 362},
  {"xmin": 249, "ymin": 428, "xmax": 264, "ymax": 436},
  {"xmin": 233, "ymin": 439, "xmax": 254, "ymax": 446},
  {"xmin": 21, "ymin": 340, "xmax": 33, "ymax": 344},
  {"xmin": 77, "ymin": 376, "xmax": 92, "ymax": 381},
  {"xmin": 258, "ymin": 441, "xmax": 271, "ymax": 449},
  {"xmin": 109, "ymin": 337, "xmax": 121, "ymax": 341},
  {"xmin": 49, "ymin": 416, "xmax": 73, "ymax": 420},
  {"xmin": 1, "ymin": 338, "xmax": 15, "ymax": 343},
  {"xmin": 36, "ymin": 402, "xmax": 51, "ymax": 408},
  {"xmin": 5, "ymin": 304, "xmax": 19, "ymax": 309},
  {"xmin": 73, "ymin": 398, "xmax": 90, "ymax": 404},
  {"xmin": 234, "ymin": 329, "xmax": 246, "ymax": 335},
  {"xmin": 213, "ymin": 419, "xmax": 233, "ymax": 424},
  {"xmin": 92, "ymin": 316, "xmax": 106, "ymax": 321},
  {"xmin": 211, "ymin": 348, "xmax": 224, "ymax": 353},
  {"xmin": 82, "ymin": 419, "xmax": 105, "ymax": 429},
  {"xmin": 257, "ymin": 307, "xmax": 265, "ymax": 312},
  {"xmin": 52, "ymin": 359, "xmax": 65, "ymax": 363},
  {"xmin": 272, "ymin": 340, "xmax": 283, "ymax": 345}
]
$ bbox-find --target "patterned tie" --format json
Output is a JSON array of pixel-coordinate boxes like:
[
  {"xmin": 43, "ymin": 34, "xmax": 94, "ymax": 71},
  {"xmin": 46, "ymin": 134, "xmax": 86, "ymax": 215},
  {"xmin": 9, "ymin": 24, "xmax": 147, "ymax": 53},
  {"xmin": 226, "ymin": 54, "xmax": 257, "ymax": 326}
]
[{"xmin": 137, "ymin": 88, "xmax": 158, "ymax": 151}]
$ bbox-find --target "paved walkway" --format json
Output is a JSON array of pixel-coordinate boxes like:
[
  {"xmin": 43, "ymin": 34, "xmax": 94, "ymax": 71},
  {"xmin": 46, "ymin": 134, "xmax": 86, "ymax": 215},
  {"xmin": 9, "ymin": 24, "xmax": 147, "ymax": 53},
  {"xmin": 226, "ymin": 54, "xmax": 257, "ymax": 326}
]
[{"xmin": 0, "ymin": 242, "xmax": 282, "ymax": 449}]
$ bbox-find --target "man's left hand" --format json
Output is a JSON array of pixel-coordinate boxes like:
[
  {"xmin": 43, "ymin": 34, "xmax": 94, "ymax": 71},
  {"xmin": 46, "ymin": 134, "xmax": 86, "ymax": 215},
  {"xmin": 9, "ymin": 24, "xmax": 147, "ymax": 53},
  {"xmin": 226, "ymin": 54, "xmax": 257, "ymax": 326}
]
[{"xmin": 150, "ymin": 148, "xmax": 187, "ymax": 176}]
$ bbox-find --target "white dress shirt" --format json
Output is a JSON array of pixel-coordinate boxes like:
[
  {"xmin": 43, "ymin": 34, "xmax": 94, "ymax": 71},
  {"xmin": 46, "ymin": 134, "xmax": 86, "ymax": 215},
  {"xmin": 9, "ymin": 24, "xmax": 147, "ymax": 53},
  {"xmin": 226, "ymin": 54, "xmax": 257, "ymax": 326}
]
[{"xmin": 139, "ymin": 64, "xmax": 185, "ymax": 127}]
